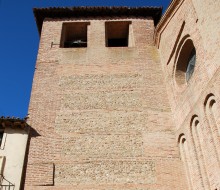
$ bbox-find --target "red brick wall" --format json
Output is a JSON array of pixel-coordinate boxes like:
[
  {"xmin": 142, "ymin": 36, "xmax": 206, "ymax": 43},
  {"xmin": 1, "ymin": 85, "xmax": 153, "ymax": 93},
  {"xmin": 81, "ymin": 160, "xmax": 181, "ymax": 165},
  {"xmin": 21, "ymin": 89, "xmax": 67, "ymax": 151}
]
[
  {"xmin": 25, "ymin": 17, "xmax": 187, "ymax": 189},
  {"xmin": 156, "ymin": 0, "xmax": 220, "ymax": 189}
]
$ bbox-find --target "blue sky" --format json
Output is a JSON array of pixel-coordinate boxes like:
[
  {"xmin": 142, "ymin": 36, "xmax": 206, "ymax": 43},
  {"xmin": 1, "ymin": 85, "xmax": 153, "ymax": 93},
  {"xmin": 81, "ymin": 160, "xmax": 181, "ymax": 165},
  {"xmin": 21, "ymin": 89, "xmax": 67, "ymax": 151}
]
[{"xmin": 0, "ymin": 0, "xmax": 170, "ymax": 118}]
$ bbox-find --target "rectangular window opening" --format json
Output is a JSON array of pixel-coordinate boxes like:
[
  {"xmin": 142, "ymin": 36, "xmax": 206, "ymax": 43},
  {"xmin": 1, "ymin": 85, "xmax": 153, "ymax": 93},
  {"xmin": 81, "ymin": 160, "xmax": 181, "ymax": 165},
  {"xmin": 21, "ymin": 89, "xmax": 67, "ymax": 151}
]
[
  {"xmin": 0, "ymin": 156, "xmax": 5, "ymax": 175},
  {"xmin": 0, "ymin": 125, "xmax": 4, "ymax": 147},
  {"xmin": 105, "ymin": 21, "xmax": 133, "ymax": 47},
  {"xmin": 60, "ymin": 22, "xmax": 90, "ymax": 48},
  {"xmin": 0, "ymin": 124, "xmax": 5, "ymax": 150}
]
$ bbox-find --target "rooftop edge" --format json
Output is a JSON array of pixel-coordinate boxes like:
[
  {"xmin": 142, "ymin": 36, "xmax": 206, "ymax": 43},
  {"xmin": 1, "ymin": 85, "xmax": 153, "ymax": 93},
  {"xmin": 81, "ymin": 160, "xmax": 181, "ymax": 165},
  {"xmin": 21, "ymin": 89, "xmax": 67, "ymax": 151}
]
[{"xmin": 33, "ymin": 6, "xmax": 163, "ymax": 35}]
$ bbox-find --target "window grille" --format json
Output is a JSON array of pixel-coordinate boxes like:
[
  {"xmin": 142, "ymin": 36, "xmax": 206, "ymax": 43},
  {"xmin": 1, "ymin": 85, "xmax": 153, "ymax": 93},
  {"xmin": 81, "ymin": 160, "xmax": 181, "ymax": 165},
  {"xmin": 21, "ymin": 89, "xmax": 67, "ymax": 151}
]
[{"xmin": 0, "ymin": 175, "xmax": 15, "ymax": 190}]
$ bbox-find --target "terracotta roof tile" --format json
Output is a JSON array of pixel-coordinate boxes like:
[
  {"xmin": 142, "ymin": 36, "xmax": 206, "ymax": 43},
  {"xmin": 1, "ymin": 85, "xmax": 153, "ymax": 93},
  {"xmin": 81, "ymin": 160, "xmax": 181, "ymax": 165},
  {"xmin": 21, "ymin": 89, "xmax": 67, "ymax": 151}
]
[
  {"xmin": 33, "ymin": 6, "xmax": 162, "ymax": 34},
  {"xmin": 0, "ymin": 116, "xmax": 28, "ymax": 130}
]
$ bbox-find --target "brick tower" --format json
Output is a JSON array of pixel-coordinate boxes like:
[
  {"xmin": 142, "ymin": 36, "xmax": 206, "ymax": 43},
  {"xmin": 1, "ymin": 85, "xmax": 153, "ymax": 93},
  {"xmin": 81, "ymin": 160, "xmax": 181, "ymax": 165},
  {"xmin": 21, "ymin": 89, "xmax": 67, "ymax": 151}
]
[
  {"xmin": 23, "ymin": 1, "xmax": 220, "ymax": 189},
  {"xmin": 24, "ymin": 6, "xmax": 187, "ymax": 189}
]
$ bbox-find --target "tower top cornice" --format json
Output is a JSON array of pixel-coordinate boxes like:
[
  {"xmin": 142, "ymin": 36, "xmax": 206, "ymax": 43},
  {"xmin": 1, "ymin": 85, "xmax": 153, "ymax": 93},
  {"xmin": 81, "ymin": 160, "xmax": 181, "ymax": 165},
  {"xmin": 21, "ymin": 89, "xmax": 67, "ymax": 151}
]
[{"xmin": 33, "ymin": 6, "xmax": 162, "ymax": 34}]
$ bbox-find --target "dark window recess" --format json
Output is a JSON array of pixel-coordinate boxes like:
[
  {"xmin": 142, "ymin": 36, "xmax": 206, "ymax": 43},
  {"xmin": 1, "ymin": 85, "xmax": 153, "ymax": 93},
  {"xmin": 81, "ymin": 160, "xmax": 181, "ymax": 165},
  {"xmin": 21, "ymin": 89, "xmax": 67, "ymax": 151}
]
[
  {"xmin": 186, "ymin": 48, "xmax": 196, "ymax": 82},
  {"xmin": 105, "ymin": 21, "xmax": 131, "ymax": 47},
  {"xmin": 0, "ymin": 130, "xmax": 3, "ymax": 146},
  {"xmin": 108, "ymin": 38, "xmax": 128, "ymax": 47},
  {"xmin": 60, "ymin": 22, "xmax": 89, "ymax": 48},
  {"xmin": 175, "ymin": 38, "xmax": 196, "ymax": 86}
]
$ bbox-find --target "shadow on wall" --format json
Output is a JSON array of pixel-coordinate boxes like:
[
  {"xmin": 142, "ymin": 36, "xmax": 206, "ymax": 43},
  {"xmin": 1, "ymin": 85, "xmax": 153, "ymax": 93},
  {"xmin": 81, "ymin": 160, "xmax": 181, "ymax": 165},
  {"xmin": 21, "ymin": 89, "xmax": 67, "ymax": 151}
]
[{"xmin": 20, "ymin": 126, "xmax": 41, "ymax": 190}]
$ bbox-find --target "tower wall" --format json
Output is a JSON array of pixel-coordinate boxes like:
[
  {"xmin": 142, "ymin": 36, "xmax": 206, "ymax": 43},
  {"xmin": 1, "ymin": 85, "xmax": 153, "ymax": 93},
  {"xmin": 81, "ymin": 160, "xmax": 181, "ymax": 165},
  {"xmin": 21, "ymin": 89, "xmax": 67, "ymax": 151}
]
[{"xmin": 25, "ymin": 17, "xmax": 187, "ymax": 189}]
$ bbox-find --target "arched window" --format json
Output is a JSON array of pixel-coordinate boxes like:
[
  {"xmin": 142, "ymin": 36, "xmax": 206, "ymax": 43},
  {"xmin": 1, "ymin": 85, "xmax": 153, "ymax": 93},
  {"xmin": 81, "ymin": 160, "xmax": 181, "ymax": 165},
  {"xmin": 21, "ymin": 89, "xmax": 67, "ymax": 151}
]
[
  {"xmin": 175, "ymin": 37, "xmax": 196, "ymax": 86},
  {"xmin": 204, "ymin": 94, "xmax": 220, "ymax": 162},
  {"xmin": 186, "ymin": 48, "xmax": 196, "ymax": 82},
  {"xmin": 190, "ymin": 116, "xmax": 210, "ymax": 189},
  {"xmin": 178, "ymin": 134, "xmax": 193, "ymax": 190}
]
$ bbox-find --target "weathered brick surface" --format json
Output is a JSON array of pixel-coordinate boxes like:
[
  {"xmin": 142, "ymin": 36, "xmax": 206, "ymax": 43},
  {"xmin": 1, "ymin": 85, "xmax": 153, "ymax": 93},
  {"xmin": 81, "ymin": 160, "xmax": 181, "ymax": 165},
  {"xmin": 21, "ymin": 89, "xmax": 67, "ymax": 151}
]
[
  {"xmin": 55, "ymin": 110, "xmax": 172, "ymax": 134},
  {"xmin": 61, "ymin": 134, "xmax": 143, "ymax": 159},
  {"xmin": 25, "ymin": 16, "xmax": 187, "ymax": 189},
  {"xmin": 55, "ymin": 161, "xmax": 156, "ymax": 185},
  {"xmin": 156, "ymin": 0, "xmax": 220, "ymax": 189},
  {"xmin": 25, "ymin": 163, "xmax": 54, "ymax": 186}
]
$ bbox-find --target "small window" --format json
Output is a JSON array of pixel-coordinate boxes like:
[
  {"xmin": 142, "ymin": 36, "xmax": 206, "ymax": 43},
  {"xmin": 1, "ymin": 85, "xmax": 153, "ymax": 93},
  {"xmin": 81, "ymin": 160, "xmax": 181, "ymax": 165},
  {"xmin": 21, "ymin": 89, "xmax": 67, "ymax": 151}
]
[
  {"xmin": 0, "ymin": 156, "xmax": 5, "ymax": 175},
  {"xmin": 0, "ymin": 128, "xmax": 3, "ymax": 147},
  {"xmin": 175, "ymin": 38, "xmax": 196, "ymax": 86},
  {"xmin": 60, "ymin": 22, "xmax": 89, "ymax": 48},
  {"xmin": 0, "ymin": 124, "xmax": 6, "ymax": 150},
  {"xmin": 105, "ymin": 21, "xmax": 133, "ymax": 47},
  {"xmin": 186, "ymin": 48, "xmax": 196, "ymax": 82}
]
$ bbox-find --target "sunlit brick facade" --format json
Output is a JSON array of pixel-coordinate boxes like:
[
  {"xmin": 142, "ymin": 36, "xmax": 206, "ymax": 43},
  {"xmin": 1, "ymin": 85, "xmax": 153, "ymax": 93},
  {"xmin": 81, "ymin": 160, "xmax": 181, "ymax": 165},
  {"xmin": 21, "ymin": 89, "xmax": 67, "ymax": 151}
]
[{"xmin": 23, "ymin": 0, "xmax": 220, "ymax": 189}]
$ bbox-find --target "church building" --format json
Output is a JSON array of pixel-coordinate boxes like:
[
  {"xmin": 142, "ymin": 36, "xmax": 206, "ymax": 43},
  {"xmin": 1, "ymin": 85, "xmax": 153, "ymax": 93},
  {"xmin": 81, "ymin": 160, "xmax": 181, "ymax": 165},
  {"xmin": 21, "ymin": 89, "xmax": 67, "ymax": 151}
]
[{"xmin": 0, "ymin": 0, "xmax": 219, "ymax": 189}]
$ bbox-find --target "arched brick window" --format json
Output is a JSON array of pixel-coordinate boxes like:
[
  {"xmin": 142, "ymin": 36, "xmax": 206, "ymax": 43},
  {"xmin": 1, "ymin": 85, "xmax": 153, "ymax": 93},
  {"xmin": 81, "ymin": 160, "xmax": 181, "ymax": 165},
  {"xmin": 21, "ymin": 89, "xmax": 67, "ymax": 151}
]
[
  {"xmin": 190, "ymin": 116, "xmax": 210, "ymax": 189},
  {"xmin": 178, "ymin": 134, "xmax": 193, "ymax": 190},
  {"xmin": 204, "ymin": 94, "xmax": 220, "ymax": 163},
  {"xmin": 174, "ymin": 37, "xmax": 196, "ymax": 86}
]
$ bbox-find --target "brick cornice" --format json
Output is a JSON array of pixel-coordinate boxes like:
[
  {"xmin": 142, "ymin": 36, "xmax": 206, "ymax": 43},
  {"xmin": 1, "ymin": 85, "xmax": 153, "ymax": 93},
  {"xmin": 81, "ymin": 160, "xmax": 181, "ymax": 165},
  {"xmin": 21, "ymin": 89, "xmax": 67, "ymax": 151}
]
[
  {"xmin": 154, "ymin": 0, "xmax": 185, "ymax": 48},
  {"xmin": 33, "ymin": 6, "xmax": 162, "ymax": 35}
]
